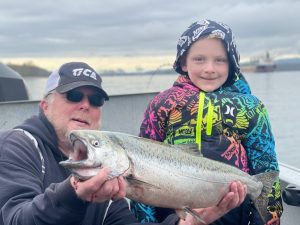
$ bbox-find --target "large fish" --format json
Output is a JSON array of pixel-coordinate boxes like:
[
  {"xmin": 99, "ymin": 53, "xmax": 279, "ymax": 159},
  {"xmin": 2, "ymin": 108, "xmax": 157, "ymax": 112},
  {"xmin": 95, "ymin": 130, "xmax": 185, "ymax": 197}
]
[{"xmin": 60, "ymin": 130, "xmax": 278, "ymax": 223}]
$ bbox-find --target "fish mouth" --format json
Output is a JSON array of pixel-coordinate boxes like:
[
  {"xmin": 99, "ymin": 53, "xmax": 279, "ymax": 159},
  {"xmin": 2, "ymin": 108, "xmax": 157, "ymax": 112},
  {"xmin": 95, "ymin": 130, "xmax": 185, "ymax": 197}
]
[{"xmin": 59, "ymin": 133, "xmax": 101, "ymax": 169}]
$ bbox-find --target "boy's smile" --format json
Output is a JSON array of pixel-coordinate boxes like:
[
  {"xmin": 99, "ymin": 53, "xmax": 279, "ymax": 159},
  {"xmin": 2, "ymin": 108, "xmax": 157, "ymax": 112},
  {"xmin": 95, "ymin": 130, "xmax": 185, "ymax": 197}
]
[{"xmin": 182, "ymin": 38, "xmax": 229, "ymax": 92}]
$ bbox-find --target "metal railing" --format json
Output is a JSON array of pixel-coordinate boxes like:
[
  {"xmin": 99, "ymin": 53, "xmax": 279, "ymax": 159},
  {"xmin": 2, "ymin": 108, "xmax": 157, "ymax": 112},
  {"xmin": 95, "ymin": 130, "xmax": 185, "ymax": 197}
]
[{"xmin": 1, "ymin": 94, "xmax": 299, "ymax": 224}]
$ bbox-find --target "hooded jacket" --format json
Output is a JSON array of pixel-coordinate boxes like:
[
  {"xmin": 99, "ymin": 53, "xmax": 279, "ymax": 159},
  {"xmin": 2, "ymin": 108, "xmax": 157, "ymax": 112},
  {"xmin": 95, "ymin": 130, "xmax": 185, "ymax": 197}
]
[
  {"xmin": 132, "ymin": 73, "xmax": 282, "ymax": 225},
  {"xmin": 131, "ymin": 19, "xmax": 282, "ymax": 225},
  {"xmin": 0, "ymin": 113, "xmax": 179, "ymax": 225}
]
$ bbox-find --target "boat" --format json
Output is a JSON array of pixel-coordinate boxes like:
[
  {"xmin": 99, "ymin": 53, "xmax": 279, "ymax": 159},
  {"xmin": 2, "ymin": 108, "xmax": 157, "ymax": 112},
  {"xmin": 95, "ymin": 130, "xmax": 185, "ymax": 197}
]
[
  {"xmin": 0, "ymin": 93, "xmax": 299, "ymax": 224},
  {"xmin": 240, "ymin": 52, "xmax": 276, "ymax": 73},
  {"xmin": 0, "ymin": 63, "xmax": 29, "ymax": 102},
  {"xmin": 0, "ymin": 67, "xmax": 298, "ymax": 223},
  {"xmin": 255, "ymin": 51, "xmax": 276, "ymax": 72}
]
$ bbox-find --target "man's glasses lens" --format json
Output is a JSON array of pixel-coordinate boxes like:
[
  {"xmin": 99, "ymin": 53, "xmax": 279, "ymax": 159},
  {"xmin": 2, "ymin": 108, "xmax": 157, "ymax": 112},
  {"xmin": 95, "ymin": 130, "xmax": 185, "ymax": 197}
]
[
  {"xmin": 66, "ymin": 90, "xmax": 105, "ymax": 107},
  {"xmin": 89, "ymin": 95, "xmax": 105, "ymax": 107},
  {"xmin": 66, "ymin": 90, "xmax": 83, "ymax": 103}
]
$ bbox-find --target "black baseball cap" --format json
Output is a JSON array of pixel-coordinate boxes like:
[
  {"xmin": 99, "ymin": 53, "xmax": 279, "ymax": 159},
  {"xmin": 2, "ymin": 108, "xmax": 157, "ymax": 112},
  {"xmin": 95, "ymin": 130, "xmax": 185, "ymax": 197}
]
[{"xmin": 44, "ymin": 62, "xmax": 109, "ymax": 100}]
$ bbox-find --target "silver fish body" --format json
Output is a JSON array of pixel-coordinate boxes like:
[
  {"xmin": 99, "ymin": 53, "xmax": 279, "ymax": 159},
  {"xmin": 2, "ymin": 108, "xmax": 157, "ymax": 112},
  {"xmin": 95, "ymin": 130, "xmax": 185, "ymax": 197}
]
[{"xmin": 60, "ymin": 130, "xmax": 278, "ymax": 223}]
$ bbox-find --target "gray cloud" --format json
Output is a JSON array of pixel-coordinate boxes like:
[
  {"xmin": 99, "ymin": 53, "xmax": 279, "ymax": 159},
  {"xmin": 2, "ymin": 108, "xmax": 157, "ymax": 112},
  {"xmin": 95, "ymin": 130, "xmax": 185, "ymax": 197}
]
[{"xmin": 1, "ymin": 0, "xmax": 299, "ymax": 59}]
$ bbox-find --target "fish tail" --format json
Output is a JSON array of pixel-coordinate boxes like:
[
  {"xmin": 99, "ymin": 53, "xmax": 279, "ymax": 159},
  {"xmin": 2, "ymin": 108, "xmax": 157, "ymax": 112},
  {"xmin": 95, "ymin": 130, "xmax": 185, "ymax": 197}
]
[{"xmin": 251, "ymin": 170, "xmax": 279, "ymax": 223}]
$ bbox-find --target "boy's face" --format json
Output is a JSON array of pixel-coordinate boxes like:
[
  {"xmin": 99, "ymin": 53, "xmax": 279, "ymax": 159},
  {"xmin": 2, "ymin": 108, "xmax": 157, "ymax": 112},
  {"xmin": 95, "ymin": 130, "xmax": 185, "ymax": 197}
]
[{"xmin": 182, "ymin": 38, "xmax": 229, "ymax": 92}]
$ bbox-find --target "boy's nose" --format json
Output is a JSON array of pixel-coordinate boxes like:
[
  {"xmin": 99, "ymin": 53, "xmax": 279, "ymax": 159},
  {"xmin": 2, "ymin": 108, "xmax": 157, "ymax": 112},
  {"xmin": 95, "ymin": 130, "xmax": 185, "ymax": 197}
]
[{"xmin": 204, "ymin": 61, "xmax": 215, "ymax": 72}]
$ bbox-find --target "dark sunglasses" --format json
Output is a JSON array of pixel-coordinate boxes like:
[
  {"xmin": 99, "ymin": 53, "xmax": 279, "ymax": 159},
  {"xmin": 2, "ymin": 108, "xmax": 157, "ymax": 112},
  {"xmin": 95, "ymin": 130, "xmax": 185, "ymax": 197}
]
[{"xmin": 65, "ymin": 90, "xmax": 105, "ymax": 107}]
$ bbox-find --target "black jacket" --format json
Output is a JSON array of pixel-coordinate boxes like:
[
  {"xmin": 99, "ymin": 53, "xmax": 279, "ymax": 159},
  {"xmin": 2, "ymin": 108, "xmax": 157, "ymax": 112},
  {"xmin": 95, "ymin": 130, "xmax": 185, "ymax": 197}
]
[{"xmin": 0, "ymin": 113, "xmax": 179, "ymax": 225}]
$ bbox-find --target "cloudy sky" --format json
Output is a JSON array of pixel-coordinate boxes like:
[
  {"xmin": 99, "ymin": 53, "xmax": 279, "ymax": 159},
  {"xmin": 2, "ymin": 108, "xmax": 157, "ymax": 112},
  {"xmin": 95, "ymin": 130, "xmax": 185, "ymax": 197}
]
[{"xmin": 1, "ymin": 0, "xmax": 299, "ymax": 71}]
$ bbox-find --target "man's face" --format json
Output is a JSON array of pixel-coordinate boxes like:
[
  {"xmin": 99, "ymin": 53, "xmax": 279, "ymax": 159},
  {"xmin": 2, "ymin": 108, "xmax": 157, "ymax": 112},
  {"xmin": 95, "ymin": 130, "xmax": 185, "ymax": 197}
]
[{"xmin": 41, "ymin": 86, "xmax": 103, "ymax": 141}]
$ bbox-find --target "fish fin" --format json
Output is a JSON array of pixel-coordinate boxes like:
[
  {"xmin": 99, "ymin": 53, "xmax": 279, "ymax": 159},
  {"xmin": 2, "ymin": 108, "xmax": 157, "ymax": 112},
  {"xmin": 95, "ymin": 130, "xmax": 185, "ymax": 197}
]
[
  {"xmin": 183, "ymin": 207, "xmax": 206, "ymax": 224},
  {"xmin": 175, "ymin": 144, "xmax": 203, "ymax": 156},
  {"xmin": 251, "ymin": 171, "xmax": 279, "ymax": 223},
  {"xmin": 125, "ymin": 175, "xmax": 161, "ymax": 190},
  {"xmin": 107, "ymin": 170, "xmax": 123, "ymax": 180}
]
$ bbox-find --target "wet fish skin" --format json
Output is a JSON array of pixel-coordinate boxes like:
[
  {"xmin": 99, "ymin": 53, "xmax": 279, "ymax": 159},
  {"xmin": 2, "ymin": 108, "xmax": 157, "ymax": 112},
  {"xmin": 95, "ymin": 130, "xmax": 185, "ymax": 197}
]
[{"xmin": 60, "ymin": 130, "xmax": 278, "ymax": 223}]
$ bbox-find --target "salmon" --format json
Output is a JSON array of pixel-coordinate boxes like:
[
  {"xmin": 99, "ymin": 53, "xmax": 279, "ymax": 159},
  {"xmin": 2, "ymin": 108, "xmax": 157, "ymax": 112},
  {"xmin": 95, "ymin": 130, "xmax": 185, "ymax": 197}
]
[{"xmin": 60, "ymin": 130, "xmax": 278, "ymax": 223}]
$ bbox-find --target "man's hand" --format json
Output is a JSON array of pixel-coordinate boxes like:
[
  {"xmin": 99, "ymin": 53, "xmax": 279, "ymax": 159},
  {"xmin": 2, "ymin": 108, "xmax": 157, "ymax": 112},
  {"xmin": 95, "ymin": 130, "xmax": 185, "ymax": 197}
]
[
  {"xmin": 70, "ymin": 168, "xmax": 126, "ymax": 202},
  {"xmin": 178, "ymin": 181, "xmax": 247, "ymax": 225}
]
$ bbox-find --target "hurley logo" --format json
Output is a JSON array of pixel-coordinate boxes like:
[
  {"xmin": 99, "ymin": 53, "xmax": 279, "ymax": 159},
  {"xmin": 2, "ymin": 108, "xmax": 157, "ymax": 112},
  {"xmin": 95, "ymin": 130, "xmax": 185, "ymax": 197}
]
[
  {"xmin": 72, "ymin": 68, "xmax": 97, "ymax": 80},
  {"xmin": 224, "ymin": 105, "xmax": 235, "ymax": 117}
]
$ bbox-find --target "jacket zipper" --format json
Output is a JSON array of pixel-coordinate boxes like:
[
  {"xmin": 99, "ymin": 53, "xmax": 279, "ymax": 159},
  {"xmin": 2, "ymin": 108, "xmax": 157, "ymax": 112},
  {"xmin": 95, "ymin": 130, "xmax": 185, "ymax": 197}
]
[{"xmin": 196, "ymin": 92, "xmax": 214, "ymax": 152}]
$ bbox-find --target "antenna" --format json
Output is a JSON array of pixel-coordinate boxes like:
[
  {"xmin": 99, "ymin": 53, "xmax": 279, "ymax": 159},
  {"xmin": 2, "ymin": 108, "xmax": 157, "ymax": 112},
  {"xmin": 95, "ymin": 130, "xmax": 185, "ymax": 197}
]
[{"xmin": 146, "ymin": 63, "xmax": 173, "ymax": 88}]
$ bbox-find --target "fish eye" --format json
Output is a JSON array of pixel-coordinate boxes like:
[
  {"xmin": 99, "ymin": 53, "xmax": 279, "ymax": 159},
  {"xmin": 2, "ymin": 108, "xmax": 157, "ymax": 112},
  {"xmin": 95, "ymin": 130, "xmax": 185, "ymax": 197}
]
[{"xmin": 91, "ymin": 139, "xmax": 100, "ymax": 147}]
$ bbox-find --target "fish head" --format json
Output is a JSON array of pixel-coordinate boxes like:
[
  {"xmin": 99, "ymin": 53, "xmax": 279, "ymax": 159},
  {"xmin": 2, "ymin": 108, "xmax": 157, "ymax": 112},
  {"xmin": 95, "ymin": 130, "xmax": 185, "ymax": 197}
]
[{"xmin": 59, "ymin": 130, "xmax": 130, "ymax": 180}]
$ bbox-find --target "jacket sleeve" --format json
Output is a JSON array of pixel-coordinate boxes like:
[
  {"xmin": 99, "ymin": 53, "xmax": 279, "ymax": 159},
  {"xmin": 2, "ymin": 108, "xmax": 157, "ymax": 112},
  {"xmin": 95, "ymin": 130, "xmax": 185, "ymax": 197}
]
[
  {"xmin": 103, "ymin": 198, "xmax": 180, "ymax": 225},
  {"xmin": 0, "ymin": 130, "xmax": 89, "ymax": 225},
  {"xmin": 133, "ymin": 94, "xmax": 165, "ymax": 223},
  {"xmin": 132, "ymin": 93, "xmax": 177, "ymax": 223},
  {"xmin": 139, "ymin": 94, "xmax": 170, "ymax": 141},
  {"xmin": 103, "ymin": 199, "xmax": 137, "ymax": 225},
  {"xmin": 243, "ymin": 100, "xmax": 283, "ymax": 223},
  {"xmin": 128, "ymin": 214, "xmax": 180, "ymax": 225}
]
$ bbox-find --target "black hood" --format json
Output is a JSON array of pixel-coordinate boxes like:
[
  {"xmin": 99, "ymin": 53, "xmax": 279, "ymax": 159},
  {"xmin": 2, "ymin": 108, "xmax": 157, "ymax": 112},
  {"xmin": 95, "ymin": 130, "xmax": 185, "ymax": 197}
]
[{"xmin": 173, "ymin": 19, "xmax": 241, "ymax": 86}]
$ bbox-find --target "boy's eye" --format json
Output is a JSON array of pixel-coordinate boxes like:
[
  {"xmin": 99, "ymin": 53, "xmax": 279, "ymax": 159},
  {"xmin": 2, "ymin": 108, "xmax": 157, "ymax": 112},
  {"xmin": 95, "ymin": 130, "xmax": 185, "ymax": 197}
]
[
  {"xmin": 194, "ymin": 57, "xmax": 205, "ymax": 62},
  {"xmin": 216, "ymin": 58, "xmax": 228, "ymax": 63}
]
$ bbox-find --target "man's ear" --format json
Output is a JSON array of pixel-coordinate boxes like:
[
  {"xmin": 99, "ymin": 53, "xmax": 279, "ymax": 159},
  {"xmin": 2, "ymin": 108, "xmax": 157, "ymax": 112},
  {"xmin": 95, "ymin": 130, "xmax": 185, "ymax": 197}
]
[{"xmin": 39, "ymin": 99, "xmax": 48, "ymax": 112}]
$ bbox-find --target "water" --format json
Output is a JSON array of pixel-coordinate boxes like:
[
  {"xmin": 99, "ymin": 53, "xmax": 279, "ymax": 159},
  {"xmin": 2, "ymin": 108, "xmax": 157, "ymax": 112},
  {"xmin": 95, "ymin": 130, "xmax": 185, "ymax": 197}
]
[
  {"xmin": 24, "ymin": 73, "xmax": 179, "ymax": 99},
  {"xmin": 23, "ymin": 71, "xmax": 300, "ymax": 169},
  {"xmin": 243, "ymin": 71, "xmax": 299, "ymax": 170}
]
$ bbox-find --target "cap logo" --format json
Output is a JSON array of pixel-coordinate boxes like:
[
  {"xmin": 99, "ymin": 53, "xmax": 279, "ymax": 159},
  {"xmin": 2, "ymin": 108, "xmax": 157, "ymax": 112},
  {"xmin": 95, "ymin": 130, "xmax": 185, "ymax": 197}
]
[{"xmin": 72, "ymin": 68, "xmax": 97, "ymax": 80}]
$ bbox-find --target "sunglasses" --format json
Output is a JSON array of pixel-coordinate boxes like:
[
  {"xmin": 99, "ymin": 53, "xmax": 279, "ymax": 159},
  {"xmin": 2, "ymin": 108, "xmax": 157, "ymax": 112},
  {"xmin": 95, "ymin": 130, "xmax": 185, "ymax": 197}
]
[{"xmin": 65, "ymin": 90, "xmax": 105, "ymax": 107}]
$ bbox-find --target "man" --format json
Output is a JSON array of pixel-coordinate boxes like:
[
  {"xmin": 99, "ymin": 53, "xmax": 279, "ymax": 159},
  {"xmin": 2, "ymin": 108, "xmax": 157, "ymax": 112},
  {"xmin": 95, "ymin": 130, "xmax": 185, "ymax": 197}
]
[{"xmin": 0, "ymin": 62, "xmax": 246, "ymax": 225}]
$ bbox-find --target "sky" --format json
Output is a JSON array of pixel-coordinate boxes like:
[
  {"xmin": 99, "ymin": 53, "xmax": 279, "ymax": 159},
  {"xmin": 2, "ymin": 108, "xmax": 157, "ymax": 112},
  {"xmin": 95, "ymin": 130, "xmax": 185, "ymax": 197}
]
[{"xmin": 1, "ymin": 0, "xmax": 300, "ymax": 72}]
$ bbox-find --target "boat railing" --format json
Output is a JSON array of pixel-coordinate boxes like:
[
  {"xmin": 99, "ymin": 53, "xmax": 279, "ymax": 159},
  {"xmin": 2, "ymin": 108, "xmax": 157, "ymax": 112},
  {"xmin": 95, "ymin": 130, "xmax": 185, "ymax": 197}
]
[
  {"xmin": 0, "ymin": 95, "xmax": 299, "ymax": 224},
  {"xmin": 279, "ymin": 162, "xmax": 300, "ymax": 207}
]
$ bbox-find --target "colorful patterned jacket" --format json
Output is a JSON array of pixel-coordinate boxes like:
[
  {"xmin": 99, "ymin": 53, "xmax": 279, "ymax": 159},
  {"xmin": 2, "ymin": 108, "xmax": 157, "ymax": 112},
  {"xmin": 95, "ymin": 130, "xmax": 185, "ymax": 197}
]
[{"xmin": 131, "ymin": 74, "xmax": 283, "ymax": 225}]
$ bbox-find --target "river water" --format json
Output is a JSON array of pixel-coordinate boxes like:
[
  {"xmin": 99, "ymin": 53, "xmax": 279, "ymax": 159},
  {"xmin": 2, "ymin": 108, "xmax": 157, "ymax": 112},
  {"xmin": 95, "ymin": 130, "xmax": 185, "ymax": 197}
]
[{"xmin": 24, "ymin": 71, "xmax": 300, "ymax": 169}]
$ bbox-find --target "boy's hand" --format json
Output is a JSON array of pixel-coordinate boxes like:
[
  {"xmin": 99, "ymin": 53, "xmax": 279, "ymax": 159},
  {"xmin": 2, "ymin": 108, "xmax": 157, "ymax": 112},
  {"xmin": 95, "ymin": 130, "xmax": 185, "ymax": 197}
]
[{"xmin": 178, "ymin": 181, "xmax": 247, "ymax": 225}]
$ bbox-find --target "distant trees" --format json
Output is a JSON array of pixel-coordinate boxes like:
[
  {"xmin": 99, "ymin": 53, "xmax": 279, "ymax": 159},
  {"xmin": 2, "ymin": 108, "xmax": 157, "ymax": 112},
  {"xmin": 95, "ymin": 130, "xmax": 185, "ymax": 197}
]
[{"xmin": 6, "ymin": 62, "xmax": 50, "ymax": 77}]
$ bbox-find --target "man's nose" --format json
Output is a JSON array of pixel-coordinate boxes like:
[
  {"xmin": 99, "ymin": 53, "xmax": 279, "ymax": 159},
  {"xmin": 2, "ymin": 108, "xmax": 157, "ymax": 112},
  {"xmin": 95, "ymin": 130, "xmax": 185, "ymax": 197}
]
[{"xmin": 79, "ymin": 96, "xmax": 91, "ymax": 109}]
